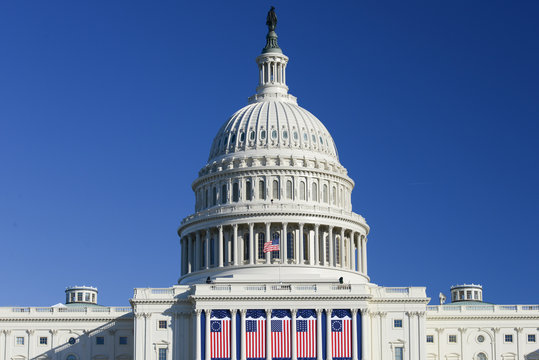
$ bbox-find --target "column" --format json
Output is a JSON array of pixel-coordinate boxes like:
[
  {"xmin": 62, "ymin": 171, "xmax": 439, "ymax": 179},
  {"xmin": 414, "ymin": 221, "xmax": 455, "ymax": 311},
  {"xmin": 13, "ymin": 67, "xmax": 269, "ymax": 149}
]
[
  {"xmin": 516, "ymin": 327, "xmax": 523, "ymax": 360},
  {"xmin": 340, "ymin": 228, "xmax": 345, "ymax": 268},
  {"xmin": 299, "ymin": 223, "xmax": 305, "ymax": 264},
  {"xmin": 282, "ymin": 223, "xmax": 288, "ymax": 262},
  {"xmin": 233, "ymin": 224, "xmax": 239, "ymax": 266},
  {"xmin": 218, "ymin": 226, "xmax": 224, "ymax": 267},
  {"xmin": 314, "ymin": 225, "xmax": 320, "ymax": 266},
  {"xmin": 435, "ymin": 329, "xmax": 443, "ymax": 360},
  {"xmin": 326, "ymin": 309, "xmax": 333, "ymax": 360},
  {"xmin": 320, "ymin": 228, "xmax": 326, "ymax": 266},
  {"xmin": 231, "ymin": 309, "xmax": 238, "ymax": 360},
  {"xmin": 351, "ymin": 309, "xmax": 358, "ymax": 360},
  {"xmin": 407, "ymin": 312, "xmax": 417, "ymax": 360},
  {"xmin": 356, "ymin": 234, "xmax": 363, "ymax": 272},
  {"xmin": 241, "ymin": 310, "xmax": 247, "ymax": 360},
  {"xmin": 360, "ymin": 309, "xmax": 370, "ymax": 360},
  {"xmin": 349, "ymin": 232, "xmax": 355, "ymax": 270},
  {"xmin": 328, "ymin": 227, "xmax": 334, "ymax": 267},
  {"xmin": 180, "ymin": 238, "xmax": 185, "ymax": 275},
  {"xmin": 249, "ymin": 223, "xmax": 255, "ymax": 265},
  {"xmin": 266, "ymin": 309, "xmax": 272, "ymax": 360},
  {"xmin": 361, "ymin": 237, "xmax": 367, "ymax": 274},
  {"xmin": 418, "ymin": 312, "xmax": 426, "ymax": 360},
  {"xmin": 265, "ymin": 223, "xmax": 271, "ymax": 264},
  {"xmin": 195, "ymin": 232, "xmax": 201, "ymax": 271},
  {"xmin": 205, "ymin": 309, "xmax": 211, "ymax": 360},
  {"xmin": 224, "ymin": 230, "xmax": 230, "ymax": 265},
  {"xmin": 26, "ymin": 330, "xmax": 34, "ymax": 360},
  {"xmin": 187, "ymin": 235, "xmax": 193, "ymax": 273},
  {"xmin": 379, "ymin": 313, "xmax": 386, "ymax": 360},
  {"xmin": 316, "ymin": 309, "xmax": 323, "ymax": 360},
  {"xmin": 205, "ymin": 230, "xmax": 210, "ymax": 269},
  {"xmin": 458, "ymin": 328, "xmax": 466, "ymax": 360},
  {"xmin": 195, "ymin": 310, "xmax": 202, "ymax": 360},
  {"xmin": 291, "ymin": 309, "xmax": 298, "ymax": 360}
]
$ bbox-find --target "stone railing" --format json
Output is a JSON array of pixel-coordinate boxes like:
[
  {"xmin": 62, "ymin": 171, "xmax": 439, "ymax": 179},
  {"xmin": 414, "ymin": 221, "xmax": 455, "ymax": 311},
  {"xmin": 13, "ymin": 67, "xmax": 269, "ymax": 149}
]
[
  {"xmin": 427, "ymin": 304, "xmax": 539, "ymax": 313},
  {"xmin": 0, "ymin": 306, "xmax": 132, "ymax": 315},
  {"xmin": 371, "ymin": 287, "xmax": 427, "ymax": 299},
  {"xmin": 180, "ymin": 202, "xmax": 367, "ymax": 227}
]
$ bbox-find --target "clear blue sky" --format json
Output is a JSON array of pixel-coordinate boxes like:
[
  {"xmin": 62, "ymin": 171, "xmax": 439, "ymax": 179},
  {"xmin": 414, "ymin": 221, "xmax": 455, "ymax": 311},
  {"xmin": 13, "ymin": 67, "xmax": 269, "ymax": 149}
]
[{"xmin": 1, "ymin": 1, "xmax": 538, "ymax": 307}]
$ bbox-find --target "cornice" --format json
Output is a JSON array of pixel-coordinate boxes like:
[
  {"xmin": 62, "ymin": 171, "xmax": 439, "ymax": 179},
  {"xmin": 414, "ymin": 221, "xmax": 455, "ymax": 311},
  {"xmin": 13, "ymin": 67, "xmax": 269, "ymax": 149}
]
[
  {"xmin": 188, "ymin": 295, "xmax": 371, "ymax": 301},
  {"xmin": 0, "ymin": 315, "xmax": 133, "ymax": 322},
  {"xmin": 426, "ymin": 314, "xmax": 539, "ymax": 321}
]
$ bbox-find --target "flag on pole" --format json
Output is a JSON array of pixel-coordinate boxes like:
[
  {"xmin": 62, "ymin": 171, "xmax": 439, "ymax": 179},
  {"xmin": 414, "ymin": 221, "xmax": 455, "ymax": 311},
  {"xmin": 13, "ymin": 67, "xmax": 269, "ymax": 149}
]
[
  {"xmin": 263, "ymin": 232, "xmax": 280, "ymax": 253},
  {"xmin": 331, "ymin": 310, "xmax": 351, "ymax": 359},
  {"xmin": 210, "ymin": 310, "xmax": 231, "ymax": 360},
  {"xmin": 296, "ymin": 310, "xmax": 317, "ymax": 360},
  {"xmin": 246, "ymin": 310, "xmax": 266, "ymax": 360},
  {"xmin": 271, "ymin": 310, "xmax": 291, "ymax": 359}
]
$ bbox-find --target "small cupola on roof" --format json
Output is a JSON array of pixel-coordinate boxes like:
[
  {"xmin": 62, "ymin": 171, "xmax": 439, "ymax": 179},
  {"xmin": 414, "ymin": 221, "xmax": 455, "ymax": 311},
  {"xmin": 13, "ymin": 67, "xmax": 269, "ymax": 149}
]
[
  {"xmin": 450, "ymin": 284, "xmax": 483, "ymax": 303},
  {"xmin": 65, "ymin": 286, "xmax": 98, "ymax": 305}
]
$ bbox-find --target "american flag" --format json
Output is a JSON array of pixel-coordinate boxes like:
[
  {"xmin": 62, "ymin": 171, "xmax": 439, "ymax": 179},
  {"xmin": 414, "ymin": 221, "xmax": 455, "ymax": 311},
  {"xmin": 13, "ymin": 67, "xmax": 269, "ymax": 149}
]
[
  {"xmin": 271, "ymin": 310, "xmax": 291, "ymax": 359},
  {"xmin": 263, "ymin": 233, "xmax": 280, "ymax": 253},
  {"xmin": 210, "ymin": 310, "xmax": 230, "ymax": 360},
  {"xmin": 296, "ymin": 310, "xmax": 316, "ymax": 360},
  {"xmin": 246, "ymin": 310, "xmax": 266, "ymax": 359},
  {"xmin": 331, "ymin": 310, "xmax": 351, "ymax": 359}
]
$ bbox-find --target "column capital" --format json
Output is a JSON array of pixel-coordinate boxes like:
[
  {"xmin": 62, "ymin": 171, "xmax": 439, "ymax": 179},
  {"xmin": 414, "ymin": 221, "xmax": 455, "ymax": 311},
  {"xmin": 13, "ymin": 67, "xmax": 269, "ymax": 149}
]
[
  {"xmin": 108, "ymin": 329, "xmax": 117, "ymax": 335},
  {"xmin": 417, "ymin": 311, "xmax": 426, "ymax": 318},
  {"xmin": 328, "ymin": 226, "xmax": 334, "ymax": 231},
  {"xmin": 515, "ymin": 327, "xmax": 523, "ymax": 333},
  {"xmin": 240, "ymin": 309, "xmax": 247, "ymax": 317},
  {"xmin": 204, "ymin": 309, "xmax": 212, "ymax": 315},
  {"xmin": 2, "ymin": 330, "xmax": 11, "ymax": 335},
  {"xmin": 143, "ymin": 312, "xmax": 152, "ymax": 318},
  {"xmin": 195, "ymin": 309, "xmax": 203, "ymax": 317},
  {"xmin": 49, "ymin": 329, "xmax": 58, "ymax": 335},
  {"xmin": 218, "ymin": 225, "xmax": 223, "ymax": 230},
  {"xmin": 290, "ymin": 309, "xmax": 297, "ymax": 316},
  {"xmin": 26, "ymin": 329, "xmax": 35, "ymax": 335},
  {"xmin": 325, "ymin": 308, "xmax": 332, "ymax": 315},
  {"xmin": 359, "ymin": 308, "xmax": 369, "ymax": 315},
  {"xmin": 233, "ymin": 224, "xmax": 238, "ymax": 229},
  {"xmin": 351, "ymin": 308, "xmax": 358, "ymax": 316},
  {"xmin": 231, "ymin": 309, "xmax": 238, "ymax": 316},
  {"xmin": 435, "ymin": 328, "xmax": 444, "ymax": 334},
  {"xmin": 314, "ymin": 224, "xmax": 320, "ymax": 230},
  {"xmin": 248, "ymin": 223, "xmax": 254, "ymax": 228},
  {"xmin": 298, "ymin": 222, "xmax": 304, "ymax": 227},
  {"xmin": 491, "ymin": 327, "xmax": 500, "ymax": 334},
  {"xmin": 316, "ymin": 308, "xmax": 323, "ymax": 316},
  {"xmin": 265, "ymin": 309, "xmax": 272, "ymax": 317},
  {"xmin": 458, "ymin": 327, "xmax": 467, "ymax": 334}
]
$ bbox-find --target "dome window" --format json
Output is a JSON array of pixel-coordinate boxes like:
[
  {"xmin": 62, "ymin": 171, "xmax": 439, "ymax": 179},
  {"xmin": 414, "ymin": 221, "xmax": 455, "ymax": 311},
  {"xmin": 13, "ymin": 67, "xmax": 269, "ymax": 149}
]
[
  {"xmin": 319, "ymin": 136, "xmax": 324, "ymax": 144},
  {"xmin": 303, "ymin": 133, "xmax": 308, "ymax": 141},
  {"xmin": 293, "ymin": 131, "xmax": 298, "ymax": 140},
  {"xmin": 240, "ymin": 132, "xmax": 245, "ymax": 142},
  {"xmin": 311, "ymin": 134, "xmax": 316, "ymax": 143},
  {"xmin": 283, "ymin": 130, "xmax": 288, "ymax": 140},
  {"xmin": 260, "ymin": 130, "xmax": 266, "ymax": 139},
  {"xmin": 271, "ymin": 129, "xmax": 278, "ymax": 140},
  {"xmin": 230, "ymin": 133, "xmax": 236, "ymax": 144},
  {"xmin": 249, "ymin": 131, "xmax": 255, "ymax": 141}
]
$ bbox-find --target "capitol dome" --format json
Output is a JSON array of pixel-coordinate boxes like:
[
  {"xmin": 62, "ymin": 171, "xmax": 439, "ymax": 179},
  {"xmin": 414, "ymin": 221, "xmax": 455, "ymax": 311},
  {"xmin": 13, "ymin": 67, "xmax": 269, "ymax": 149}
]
[{"xmin": 178, "ymin": 15, "xmax": 370, "ymax": 286}]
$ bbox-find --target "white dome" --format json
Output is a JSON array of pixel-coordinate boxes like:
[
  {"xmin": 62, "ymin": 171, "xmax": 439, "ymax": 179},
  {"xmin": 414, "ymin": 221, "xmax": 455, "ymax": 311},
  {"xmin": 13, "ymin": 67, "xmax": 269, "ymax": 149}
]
[{"xmin": 208, "ymin": 100, "xmax": 339, "ymax": 164}]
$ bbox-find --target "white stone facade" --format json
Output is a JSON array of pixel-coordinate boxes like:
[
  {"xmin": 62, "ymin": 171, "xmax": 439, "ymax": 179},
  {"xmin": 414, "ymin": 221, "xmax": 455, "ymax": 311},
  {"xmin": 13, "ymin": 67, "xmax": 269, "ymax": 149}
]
[{"xmin": 1, "ymin": 10, "xmax": 538, "ymax": 360}]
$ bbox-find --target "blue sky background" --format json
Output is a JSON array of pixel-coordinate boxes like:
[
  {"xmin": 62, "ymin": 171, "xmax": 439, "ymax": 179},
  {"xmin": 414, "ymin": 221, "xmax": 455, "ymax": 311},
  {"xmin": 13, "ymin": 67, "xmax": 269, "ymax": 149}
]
[{"xmin": 0, "ymin": 1, "xmax": 538, "ymax": 306}]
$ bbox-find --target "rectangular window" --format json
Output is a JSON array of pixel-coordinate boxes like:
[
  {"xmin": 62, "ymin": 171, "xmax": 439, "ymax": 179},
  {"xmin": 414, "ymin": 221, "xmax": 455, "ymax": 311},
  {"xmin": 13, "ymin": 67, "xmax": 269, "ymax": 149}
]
[
  {"xmin": 158, "ymin": 320, "xmax": 167, "ymax": 329},
  {"xmin": 505, "ymin": 334, "xmax": 513, "ymax": 343},
  {"xmin": 466, "ymin": 290, "xmax": 472, "ymax": 299},
  {"xmin": 16, "ymin": 337, "xmax": 24, "ymax": 345},
  {"xmin": 159, "ymin": 348, "xmax": 167, "ymax": 360},
  {"xmin": 394, "ymin": 347, "xmax": 403, "ymax": 360},
  {"xmin": 393, "ymin": 319, "xmax": 403, "ymax": 328},
  {"xmin": 426, "ymin": 335, "xmax": 434, "ymax": 343},
  {"xmin": 39, "ymin": 337, "xmax": 48, "ymax": 345},
  {"xmin": 448, "ymin": 335, "xmax": 457, "ymax": 343},
  {"xmin": 96, "ymin": 336, "xmax": 104, "ymax": 345},
  {"xmin": 528, "ymin": 334, "xmax": 536, "ymax": 343},
  {"xmin": 77, "ymin": 293, "xmax": 83, "ymax": 301},
  {"xmin": 119, "ymin": 337, "xmax": 128, "ymax": 345}
]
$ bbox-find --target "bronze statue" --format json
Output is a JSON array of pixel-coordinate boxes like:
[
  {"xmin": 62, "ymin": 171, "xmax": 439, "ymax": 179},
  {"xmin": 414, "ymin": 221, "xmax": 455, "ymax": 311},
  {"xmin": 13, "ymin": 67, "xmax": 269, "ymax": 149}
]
[{"xmin": 266, "ymin": 6, "xmax": 277, "ymax": 32}]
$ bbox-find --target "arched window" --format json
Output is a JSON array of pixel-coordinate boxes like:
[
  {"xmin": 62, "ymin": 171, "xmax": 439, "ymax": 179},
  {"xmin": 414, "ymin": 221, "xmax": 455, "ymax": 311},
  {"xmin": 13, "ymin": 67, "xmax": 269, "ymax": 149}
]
[
  {"xmin": 212, "ymin": 187, "xmax": 217, "ymax": 206},
  {"xmin": 271, "ymin": 232, "xmax": 280, "ymax": 259},
  {"xmin": 257, "ymin": 233, "xmax": 265, "ymax": 259},
  {"xmin": 312, "ymin": 182, "xmax": 318, "ymax": 201},
  {"xmin": 210, "ymin": 238, "xmax": 215, "ymax": 266},
  {"xmin": 205, "ymin": 189, "xmax": 209, "ymax": 208},
  {"xmin": 323, "ymin": 184, "xmax": 328, "ymax": 203},
  {"xmin": 272, "ymin": 180, "xmax": 279, "ymax": 200},
  {"xmin": 221, "ymin": 184, "xmax": 227, "ymax": 204},
  {"xmin": 243, "ymin": 234, "xmax": 249, "ymax": 261},
  {"xmin": 245, "ymin": 180, "xmax": 252, "ymax": 201},
  {"xmin": 335, "ymin": 236, "xmax": 341, "ymax": 265},
  {"xmin": 303, "ymin": 232, "xmax": 309, "ymax": 261},
  {"xmin": 286, "ymin": 180, "xmax": 293, "ymax": 200},
  {"xmin": 259, "ymin": 180, "xmax": 266, "ymax": 200},
  {"xmin": 287, "ymin": 232, "xmax": 294, "ymax": 260},
  {"xmin": 340, "ymin": 188, "xmax": 343, "ymax": 207},
  {"xmin": 477, "ymin": 354, "xmax": 487, "ymax": 360},
  {"xmin": 332, "ymin": 186, "xmax": 336, "ymax": 205},
  {"xmin": 232, "ymin": 183, "xmax": 239, "ymax": 202},
  {"xmin": 325, "ymin": 234, "xmax": 330, "ymax": 263},
  {"xmin": 300, "ymin": 181, "xmax": 306, "ymax": 200},
  {"xmin": 201, "ymin": 239, "xmax": 206, "ymax": 268}
]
